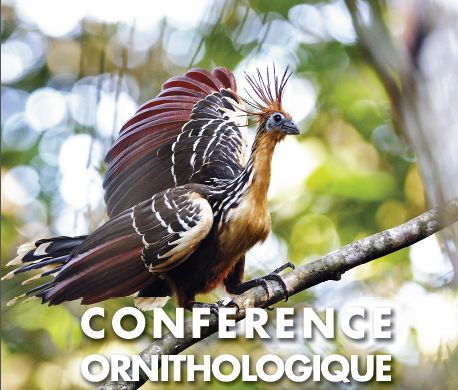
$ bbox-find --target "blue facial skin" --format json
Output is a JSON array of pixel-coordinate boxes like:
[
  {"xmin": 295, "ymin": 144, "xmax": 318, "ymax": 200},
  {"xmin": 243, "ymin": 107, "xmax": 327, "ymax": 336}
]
[{"xmin": 266, "ymin": 113, "xmax": 300, "ymax": 135}]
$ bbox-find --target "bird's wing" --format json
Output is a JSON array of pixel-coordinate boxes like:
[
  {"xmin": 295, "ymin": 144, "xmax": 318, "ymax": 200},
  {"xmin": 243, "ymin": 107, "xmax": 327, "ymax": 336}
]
[
  {"xmin": 131, "ymin": 186, "xmax": 214, "ymax": 273},
  {"xmin": 104, "ymin": 68, "xmax": 247, "ymax": 217},
  {"xmin": 26, "ymin": 186, "xmax": 213, "ymax": 305}
]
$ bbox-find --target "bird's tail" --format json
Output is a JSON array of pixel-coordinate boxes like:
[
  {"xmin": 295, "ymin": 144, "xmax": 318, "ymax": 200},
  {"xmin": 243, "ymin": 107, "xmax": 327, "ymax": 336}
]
[{"xmin": 2, "ymin": 235, "xmax": 87, "ymax": 306}]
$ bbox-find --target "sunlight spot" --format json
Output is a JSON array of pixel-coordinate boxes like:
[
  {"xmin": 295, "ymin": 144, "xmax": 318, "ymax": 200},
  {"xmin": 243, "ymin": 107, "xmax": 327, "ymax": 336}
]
[
  {"xmin": 289, "ymin": 4, "xmax": 328, "ymax": 44},
  {"xmin": 410, "ymin": 235, "xmax": 453, "ymax": 284},
  {"xmin": 53, "ymin": 208, "xmax": 89, "ymax": 236},
  {"xmin": 2, "ymin": 113, "xmax": 38, "ymax": 151},
  {"xmin": 163, "ymin": 29, "xmax": 205, "ymax": 67},
  {"xmin": 413, "ymin": 291, "xmax": 458, "ymax": 357},
  {"xmin": 25, "ymin": 88, "xmax": 67, "ymax": 132},
  {"xmin": 16, "ymin": 0, "xmax": 84, "ymax": 37},
  {"xmin": 60, "ymin": 167, "xmax": 103, "ymax": 210},
  {"xmin": 269, "ymin": 137, "xmax": 323, "ymax": 199},
  {"xmin": 96, "ymin": 92, "xmax": 137, "ymax": 137},
  {"xmin": 3, "ymin": 166, "xmax": 40, "ymax": 206},
  {"xmin": 58, "ymin": 134, "xmax": 104, "ymax": 175},
  {"xmin": 321, "ymin": 0, "xmax": 356, "ymax": 44}
]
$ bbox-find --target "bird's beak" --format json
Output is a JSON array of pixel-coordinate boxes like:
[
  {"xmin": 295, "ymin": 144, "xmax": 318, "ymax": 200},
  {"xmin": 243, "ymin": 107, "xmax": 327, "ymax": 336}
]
[{"xmin": 281, "ymin": 120, "xmax": 300, "ymax": 135}]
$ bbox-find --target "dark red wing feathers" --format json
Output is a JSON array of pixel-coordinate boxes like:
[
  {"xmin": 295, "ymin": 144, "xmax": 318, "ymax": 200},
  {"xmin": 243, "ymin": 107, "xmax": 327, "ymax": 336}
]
[
  {"xmin": 105, "ymin": 67, "xmax": 236, "ymax": 165},
  {"xmin": 103, "ymin": 67, "xmax": 237, "ymax": 217},
  {"xmin": 120, "ymin": 102, "xmax": 195, "ymax": 133}
]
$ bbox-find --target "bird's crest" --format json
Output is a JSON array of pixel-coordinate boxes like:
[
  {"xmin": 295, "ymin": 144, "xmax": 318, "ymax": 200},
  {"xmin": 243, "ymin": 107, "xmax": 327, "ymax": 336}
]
[{"xmin": 243, "ymin": 65, "xmax": 292, "ymax": 119}]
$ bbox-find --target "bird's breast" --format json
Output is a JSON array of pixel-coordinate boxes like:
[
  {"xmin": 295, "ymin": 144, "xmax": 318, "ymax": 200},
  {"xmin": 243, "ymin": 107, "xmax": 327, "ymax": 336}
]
[{"xmin": 217, "ymin": 194, "xmax": 271, "ymax": 264}]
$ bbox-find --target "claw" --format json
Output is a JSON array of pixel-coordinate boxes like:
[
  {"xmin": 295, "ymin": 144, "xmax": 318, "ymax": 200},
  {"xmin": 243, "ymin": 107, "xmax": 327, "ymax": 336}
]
[{"xmin": 272, "ymin": 261, "xmax": 295, "ymax": 275}]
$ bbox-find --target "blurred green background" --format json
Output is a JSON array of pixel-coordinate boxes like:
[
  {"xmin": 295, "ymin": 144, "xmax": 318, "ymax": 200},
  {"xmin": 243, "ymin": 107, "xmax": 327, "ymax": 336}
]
[{"xmin": 1, "ymin": 0, "xmax": 457, "ymax": 389}]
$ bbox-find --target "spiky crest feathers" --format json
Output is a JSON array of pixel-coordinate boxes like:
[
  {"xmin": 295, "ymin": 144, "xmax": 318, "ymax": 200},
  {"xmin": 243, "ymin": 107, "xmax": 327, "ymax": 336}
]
[{"xmin": 242, "ymin": 66, "xmax": 293, "ymax": 124}]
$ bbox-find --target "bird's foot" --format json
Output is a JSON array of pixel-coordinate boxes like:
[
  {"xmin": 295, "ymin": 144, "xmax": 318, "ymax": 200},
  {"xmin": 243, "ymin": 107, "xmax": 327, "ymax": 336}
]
[
  {"xmin": 254, "ymin": 261, "xmax": 295, "ymax": 303},
  {"xmin": 225, "ymin": 261, "xmax": 295, "ymax": 304}
]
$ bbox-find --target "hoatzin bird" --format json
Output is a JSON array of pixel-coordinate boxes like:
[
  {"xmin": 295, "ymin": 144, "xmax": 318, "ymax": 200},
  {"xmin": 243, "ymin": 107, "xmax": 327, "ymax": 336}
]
[{"xmin": 3, "ymin": 66, "xmax": 299, "ymax": 311}]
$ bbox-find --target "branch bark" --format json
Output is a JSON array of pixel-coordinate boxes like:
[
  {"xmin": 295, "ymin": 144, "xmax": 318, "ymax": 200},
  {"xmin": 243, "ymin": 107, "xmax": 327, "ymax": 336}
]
[{"xmin": 98, "ymin": 197, "xmax": 458, "ymax": 390}]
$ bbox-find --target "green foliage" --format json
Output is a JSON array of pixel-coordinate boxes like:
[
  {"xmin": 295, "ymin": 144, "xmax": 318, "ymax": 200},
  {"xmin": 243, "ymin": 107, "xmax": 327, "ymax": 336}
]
[
  {"xmin": 11, "ymin": 303, "xmax": 83, "ymax": 351},
  {"xmin": 308, "ymin": 160, "xmax": 397, "ymax": 201}
]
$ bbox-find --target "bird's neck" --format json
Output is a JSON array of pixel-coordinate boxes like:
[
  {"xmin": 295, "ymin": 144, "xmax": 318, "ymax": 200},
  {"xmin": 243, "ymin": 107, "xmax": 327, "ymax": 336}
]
[
  {"xmin": 209, "ymin": 130, "xmax": 283, "ymax": 219},
  {"xmin": 222, "ymin": 131, "xmax": 282, "ymax": 203},
  {"xmin": 242, "ymin": 132, "xmax": 280, "ymax": 199}
]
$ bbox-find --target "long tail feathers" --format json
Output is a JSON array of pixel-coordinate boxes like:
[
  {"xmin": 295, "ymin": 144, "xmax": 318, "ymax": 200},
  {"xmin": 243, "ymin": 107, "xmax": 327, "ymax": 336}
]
[
  {"xmin": 3, "ymin": 236, "xmax": 86, "ymax": 306},
  {"xmin": 4, "ymin": 229, "xmax": 161, "ymax": 307},
  {"xmin": 38, "ymin": 234, "xmax": 154, "ymax": 306}
]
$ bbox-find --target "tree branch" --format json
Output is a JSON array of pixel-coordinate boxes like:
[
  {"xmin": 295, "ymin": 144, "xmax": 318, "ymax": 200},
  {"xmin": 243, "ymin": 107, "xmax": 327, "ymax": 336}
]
[{"xmin": 98, "ymin": 197, "xmax": 458, "ymax": 390}]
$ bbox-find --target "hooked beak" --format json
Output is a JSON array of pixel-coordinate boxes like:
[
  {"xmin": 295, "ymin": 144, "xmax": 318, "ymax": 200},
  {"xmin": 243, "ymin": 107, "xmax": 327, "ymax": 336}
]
[{"xmin": 281, "ymin": 120, "xmax": 300, "ymax": 135}]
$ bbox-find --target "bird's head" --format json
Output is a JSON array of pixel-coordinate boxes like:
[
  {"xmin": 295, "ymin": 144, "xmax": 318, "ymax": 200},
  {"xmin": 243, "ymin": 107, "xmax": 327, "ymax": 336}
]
[{"xmin": 243, "ymin": 66, "xmax": 300, "ymax": 139}]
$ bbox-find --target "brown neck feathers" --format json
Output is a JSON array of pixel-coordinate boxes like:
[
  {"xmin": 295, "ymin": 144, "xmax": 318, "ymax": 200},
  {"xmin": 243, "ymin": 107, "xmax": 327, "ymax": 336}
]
[{"xmin": 247, "ymin": 130, "xmax": 285, "ymax": 203}]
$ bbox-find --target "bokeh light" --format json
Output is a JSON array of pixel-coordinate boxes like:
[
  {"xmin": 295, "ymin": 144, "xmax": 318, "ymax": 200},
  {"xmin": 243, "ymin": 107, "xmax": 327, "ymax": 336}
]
[
  {"xmin": 3, "ymin": 165, "xmax": 40, "ymax": 206},
  {"xmin": 25, "ymin": 87, "xmax": 67, "ymax": 132}
]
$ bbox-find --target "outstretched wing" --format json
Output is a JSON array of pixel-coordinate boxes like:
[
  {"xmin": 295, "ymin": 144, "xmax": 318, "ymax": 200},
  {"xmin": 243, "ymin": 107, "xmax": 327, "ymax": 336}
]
[
  {"xmin": 27, "ymin": 186, "xmax": 213, "ymax": 305},
  {"xmin": 104, "ymin": 67, "xmax": 247, "ymax": 217}
]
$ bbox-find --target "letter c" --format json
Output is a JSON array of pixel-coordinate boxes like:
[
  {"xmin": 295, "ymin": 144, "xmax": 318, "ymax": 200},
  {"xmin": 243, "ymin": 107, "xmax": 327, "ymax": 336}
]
[{"xmin": 81, "ymin": 307, "xmax": 105, "ymax": 339}]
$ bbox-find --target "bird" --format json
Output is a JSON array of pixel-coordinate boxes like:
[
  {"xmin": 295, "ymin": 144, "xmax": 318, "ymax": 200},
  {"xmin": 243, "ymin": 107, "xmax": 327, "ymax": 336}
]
[{"xmin": 3, "ymin": 66, "xmax": 300, "ymax": 311}]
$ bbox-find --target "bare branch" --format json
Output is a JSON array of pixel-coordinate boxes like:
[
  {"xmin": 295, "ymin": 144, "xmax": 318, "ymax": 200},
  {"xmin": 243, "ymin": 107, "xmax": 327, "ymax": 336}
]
[{"xmin": 98, "ymin": 197, "xmax": 458, "ymax": 390}]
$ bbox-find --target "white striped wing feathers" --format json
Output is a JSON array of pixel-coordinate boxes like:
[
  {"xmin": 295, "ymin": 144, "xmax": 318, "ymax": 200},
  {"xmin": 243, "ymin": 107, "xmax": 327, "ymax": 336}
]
[
  {"xmin": 131, "ymin": 187, "xmax": 213, "ymax": 274},
  {"xmin": 170, "ymin": 89, "xmax": 248, "ymax": 185}
]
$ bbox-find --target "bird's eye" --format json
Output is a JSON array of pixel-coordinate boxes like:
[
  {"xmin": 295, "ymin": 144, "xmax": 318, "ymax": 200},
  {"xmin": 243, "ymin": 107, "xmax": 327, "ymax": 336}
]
[{"xmin": 273, "ymin": 114, "xmax": 283, "ymax": 123}]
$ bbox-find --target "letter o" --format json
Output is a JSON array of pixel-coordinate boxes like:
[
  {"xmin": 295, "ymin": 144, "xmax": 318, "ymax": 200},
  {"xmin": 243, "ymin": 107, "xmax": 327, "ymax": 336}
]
[
  {"xmin": 112, "ymin": 307, "xmax": 145, "ymax": 339},
  {"xmin": 256, "ymin": 354, "xmax": 284, "ymax": 382},
  {"xmin": 81, "ymin": 354, "xmax": 110, "ymax": 382},
  {"xmin": 212, "ymin": 354, "xmax": 241, "ymax": 382}
]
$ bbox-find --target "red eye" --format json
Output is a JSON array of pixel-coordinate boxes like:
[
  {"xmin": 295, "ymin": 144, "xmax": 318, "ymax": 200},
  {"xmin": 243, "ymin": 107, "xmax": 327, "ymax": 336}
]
[{"xmin": 273, "ymin": 114, "xmax": 282, "ymax": 122}]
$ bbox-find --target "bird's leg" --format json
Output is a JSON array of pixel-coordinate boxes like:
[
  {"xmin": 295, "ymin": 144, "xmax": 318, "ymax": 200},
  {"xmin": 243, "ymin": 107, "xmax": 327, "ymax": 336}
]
[{"xmin": 225, "ymin": 260, "xmax": 295, "ymax": 303}]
